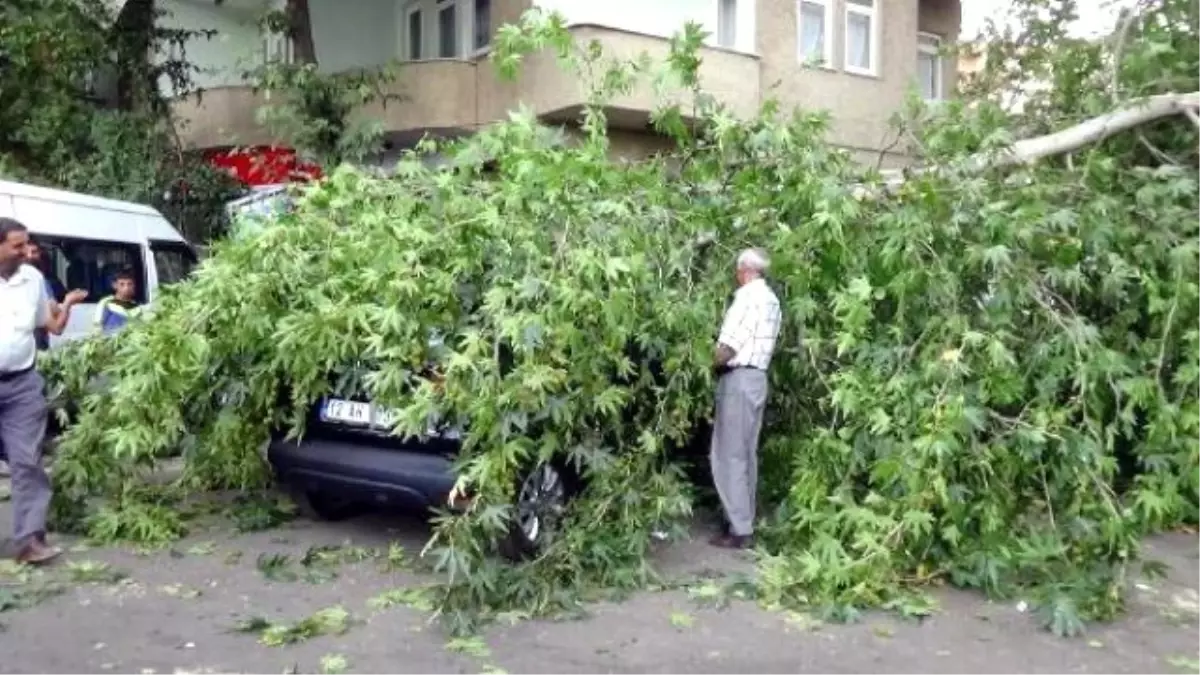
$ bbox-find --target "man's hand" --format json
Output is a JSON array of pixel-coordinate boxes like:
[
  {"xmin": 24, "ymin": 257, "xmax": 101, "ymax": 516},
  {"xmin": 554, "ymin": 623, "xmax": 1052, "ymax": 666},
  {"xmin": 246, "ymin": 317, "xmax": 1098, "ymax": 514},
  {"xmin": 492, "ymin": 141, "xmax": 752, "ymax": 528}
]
[
  {"xmin": 63, "ymin": 289, "xmax": 88, "ymax": 306},
  {"xmin": 45, "ymin": 289, "xmax": 88, "ymax": 335},
  {"xmin": 714, "ymin": 343, "xmax": 736, "ymax": 369}
]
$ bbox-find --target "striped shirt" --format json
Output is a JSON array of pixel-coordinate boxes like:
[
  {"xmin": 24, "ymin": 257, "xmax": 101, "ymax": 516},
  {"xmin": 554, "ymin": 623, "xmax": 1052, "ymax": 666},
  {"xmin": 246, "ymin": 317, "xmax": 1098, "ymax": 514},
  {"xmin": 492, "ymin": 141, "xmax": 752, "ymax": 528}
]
[{"xmin": 717, "ymin": 278, "xmax": 782, "ymax": 370}]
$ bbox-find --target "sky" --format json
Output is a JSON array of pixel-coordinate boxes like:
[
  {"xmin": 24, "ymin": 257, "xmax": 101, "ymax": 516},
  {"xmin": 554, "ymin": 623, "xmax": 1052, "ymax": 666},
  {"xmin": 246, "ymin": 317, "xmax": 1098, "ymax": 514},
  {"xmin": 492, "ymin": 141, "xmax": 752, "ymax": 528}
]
[{"xmin": 960, "ymin": 0, "xmax": 1133, "ymax": 40}]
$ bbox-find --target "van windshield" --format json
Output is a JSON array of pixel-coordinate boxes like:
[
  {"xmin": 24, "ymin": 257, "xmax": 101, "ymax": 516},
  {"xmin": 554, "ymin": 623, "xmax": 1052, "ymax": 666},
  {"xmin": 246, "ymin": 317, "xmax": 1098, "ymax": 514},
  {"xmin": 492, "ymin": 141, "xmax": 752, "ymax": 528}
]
[{"xmin": 151, "ymin": 240, "xmax": 198, "ymax": 286}]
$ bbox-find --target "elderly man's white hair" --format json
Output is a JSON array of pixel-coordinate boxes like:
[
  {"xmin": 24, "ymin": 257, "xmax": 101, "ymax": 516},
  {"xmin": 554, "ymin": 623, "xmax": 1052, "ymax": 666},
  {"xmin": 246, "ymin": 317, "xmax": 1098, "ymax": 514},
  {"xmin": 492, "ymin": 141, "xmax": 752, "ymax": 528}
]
[{"xmin": 735, "ymin": 247, "xmax": 770, "ymax": 274}]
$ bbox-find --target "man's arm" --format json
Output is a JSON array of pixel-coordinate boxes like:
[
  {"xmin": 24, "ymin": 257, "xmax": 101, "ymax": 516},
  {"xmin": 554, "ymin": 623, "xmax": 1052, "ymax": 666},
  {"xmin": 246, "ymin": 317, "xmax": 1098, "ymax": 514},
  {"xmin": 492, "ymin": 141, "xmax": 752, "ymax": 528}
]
[
  {"xmin": 714, "ymin": 296, "xmax": 753, "ymax": 368},
  {"xmin": 43, "ymin": 289, "xmax": 88, "ymax": 335}
]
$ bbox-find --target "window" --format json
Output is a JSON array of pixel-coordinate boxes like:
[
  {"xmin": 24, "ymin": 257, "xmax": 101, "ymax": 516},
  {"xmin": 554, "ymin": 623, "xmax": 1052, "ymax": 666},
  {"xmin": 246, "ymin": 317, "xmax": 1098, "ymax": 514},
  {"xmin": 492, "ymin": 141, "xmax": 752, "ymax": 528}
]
[
  {"xmin": 437, "ymin": 0, "xmax": 457, "ymax": 58},
  {"xmin": 797, "ymin": 0, "xmax": 830, "ymax": 66},
  {"xmin": 151, "ymin": 241, "xmax": 198, "ymax": 287},
  {"xmin": 407, "ymin": 6, "xmax": 423, "ymax": 60},
  {"xmin": 917, "ymin": 32, "xmax": 943, "ymax": 100},
  {"xmin": 473, "ymin": 0, "xmax": 491, "ymax": 51},
  {"xmin": 262, "ymin": 31, "xmax": 294, "ymax": 65},
  {"xmin": 33, "ymin": 236, "xmax": 148, "ymax": 306},
  {"xmin": 844, "ymin": 0, "xmax": 876, "ymax": 74},
  {"xmin": 716, "ymin": 0, "xmax": 737, "ymax": 48}
]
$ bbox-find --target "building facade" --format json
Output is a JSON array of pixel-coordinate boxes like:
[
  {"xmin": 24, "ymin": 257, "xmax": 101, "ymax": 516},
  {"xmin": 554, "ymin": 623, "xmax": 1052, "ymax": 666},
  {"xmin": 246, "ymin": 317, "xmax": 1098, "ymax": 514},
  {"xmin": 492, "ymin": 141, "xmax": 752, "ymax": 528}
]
[{"xmin": 162, "ymin": 0, "xmax": 961, "ymax": 182}]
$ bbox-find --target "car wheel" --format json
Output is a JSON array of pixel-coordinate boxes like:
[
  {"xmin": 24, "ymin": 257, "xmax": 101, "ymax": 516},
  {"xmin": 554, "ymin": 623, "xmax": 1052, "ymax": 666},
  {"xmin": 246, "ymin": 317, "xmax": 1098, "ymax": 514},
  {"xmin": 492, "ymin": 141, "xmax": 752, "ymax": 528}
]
[
  {"xmin": 296, "ymin": 490, "xmax": 363, "ymax": 522},
  {"xmin": 497, "ymin": 462, "xmax": 574, "ymax": 562}
]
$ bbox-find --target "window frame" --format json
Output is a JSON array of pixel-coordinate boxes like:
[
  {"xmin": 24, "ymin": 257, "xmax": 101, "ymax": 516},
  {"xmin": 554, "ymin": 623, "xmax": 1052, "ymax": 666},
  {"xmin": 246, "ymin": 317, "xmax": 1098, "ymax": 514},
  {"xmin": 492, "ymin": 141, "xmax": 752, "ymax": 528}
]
[
  {"xmin": 472, "ymin": 0, "xmax": 491, "ymax": 54},
  {"xmin": 33, "ymin": 235, "xmax": 149, "ymax": 306},
  {"xmin": 405, "ymin": 4, "xmax": 424, "ymax": 60},
  {"xmin": 917, "ymin": 31, "xmax": 943, "ymax": 101},
  {"xmin": 716, "ymin": 0, "xmax": 738, "ymax": 49},
  {"xmin": 796, "ymin": 0, "xmax": 832, "ymax": 68},
  {"xmin": 435, "ymin": 0, "xmax": 458, "ymax": 59},
  {"xmin": 843, "ymin": 0, "xmax": 878, "ymax": 77},
  {"xmin": 149, "ymin": 239, "xmax": 199, "ymax": 288},
  {"xmin": 262, "ymin": 30, "xmax": 294, "ymax": 66}
]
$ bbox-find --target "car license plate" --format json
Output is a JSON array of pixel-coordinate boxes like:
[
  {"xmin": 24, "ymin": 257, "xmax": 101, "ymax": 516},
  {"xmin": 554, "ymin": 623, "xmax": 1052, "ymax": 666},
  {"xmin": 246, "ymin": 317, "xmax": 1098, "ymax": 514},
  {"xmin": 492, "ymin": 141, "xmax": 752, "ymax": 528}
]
[
  {"xmin": 321, "ymin": 398, "xmax": 444, "ymax": 438},
  {"xmin": 321, "ymin": 398, "xmax": 372, "ymax": 425},
  {"xmin": 373, "ymin": 406, "xmax": 400, "ymax": 429}
]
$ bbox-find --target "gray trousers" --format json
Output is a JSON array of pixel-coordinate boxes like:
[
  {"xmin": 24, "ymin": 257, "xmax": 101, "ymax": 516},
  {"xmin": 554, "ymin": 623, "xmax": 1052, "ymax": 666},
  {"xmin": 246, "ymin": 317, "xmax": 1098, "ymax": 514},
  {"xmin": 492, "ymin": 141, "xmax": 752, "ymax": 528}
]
[
  {"xmin": 709, "ymin": 367, "xmax": 768, "ymax": 537},
  {"xmin": 0, "ymin": 369, "xmax": 51, "ymax": 547}
]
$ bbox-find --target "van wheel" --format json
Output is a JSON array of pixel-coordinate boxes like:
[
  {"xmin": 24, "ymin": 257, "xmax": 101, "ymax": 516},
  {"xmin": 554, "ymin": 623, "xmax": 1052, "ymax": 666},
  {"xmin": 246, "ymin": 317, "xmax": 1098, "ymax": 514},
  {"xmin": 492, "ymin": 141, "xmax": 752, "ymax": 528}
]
[
  {"xmin": 296, "ymin": 490, "xmax": 362, "ymax": 522},
  {"xmin": 497, "ymin": 462, "xmax": 578, "ymax": 562}
]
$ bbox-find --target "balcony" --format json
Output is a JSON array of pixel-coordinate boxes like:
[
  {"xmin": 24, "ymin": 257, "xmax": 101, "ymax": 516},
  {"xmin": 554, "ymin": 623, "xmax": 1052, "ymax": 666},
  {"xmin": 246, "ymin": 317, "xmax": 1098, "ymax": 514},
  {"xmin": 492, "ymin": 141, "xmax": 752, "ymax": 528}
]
[
  {"xmin": 171, "ymin": 85, "xmax": 278, "ymax": 149},
  {"xmin": 354, "ymin": 60, "xmax": 482, "ymax": 142},
  {"xmin": 492, "ymin": 24, "xmax": 762, "ymax": 127},
  {"xmin": 169, "ymin": 22, "xmax": 761, "ymax": 150}
]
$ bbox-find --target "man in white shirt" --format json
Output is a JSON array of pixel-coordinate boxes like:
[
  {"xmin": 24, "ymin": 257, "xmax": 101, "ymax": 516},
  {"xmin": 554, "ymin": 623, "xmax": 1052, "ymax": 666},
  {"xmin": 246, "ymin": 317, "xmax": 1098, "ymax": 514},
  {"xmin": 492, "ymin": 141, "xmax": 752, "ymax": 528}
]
[
  {"xmin": 709, "ymin": 247, "xmax": 782, "ymax": 549},
  {"xmin": 0, "ymin": 217, "xmax": 86, "ymax": 564}
]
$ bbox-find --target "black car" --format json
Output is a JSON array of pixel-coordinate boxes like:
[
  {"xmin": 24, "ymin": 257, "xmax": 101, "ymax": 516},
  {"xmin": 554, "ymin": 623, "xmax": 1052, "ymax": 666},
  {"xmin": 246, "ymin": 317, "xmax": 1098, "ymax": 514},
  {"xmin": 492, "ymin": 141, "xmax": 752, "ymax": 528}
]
[
  {"xmin": 266, "ymin": 351, "xmax": 712, "ymax": 561},
  {"xmin": 267, "ymin": 388, "xmax": 578, "ymax": 560}
]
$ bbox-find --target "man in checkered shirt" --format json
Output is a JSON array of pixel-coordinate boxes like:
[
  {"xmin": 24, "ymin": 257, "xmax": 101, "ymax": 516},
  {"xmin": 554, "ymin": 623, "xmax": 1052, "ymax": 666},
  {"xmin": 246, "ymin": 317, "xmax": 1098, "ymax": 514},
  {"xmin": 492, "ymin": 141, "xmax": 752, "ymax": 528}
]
[{"xmin": 709, "ymin": 247, "xmax": 782, "ymax": 549}]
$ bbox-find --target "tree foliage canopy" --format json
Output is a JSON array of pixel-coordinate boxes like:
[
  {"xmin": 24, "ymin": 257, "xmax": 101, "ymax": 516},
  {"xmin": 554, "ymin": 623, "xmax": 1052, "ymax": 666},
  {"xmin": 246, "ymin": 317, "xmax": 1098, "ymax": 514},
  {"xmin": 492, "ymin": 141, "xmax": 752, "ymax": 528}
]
[
  {"xmin": 0, "ymin": 0, "xmax": 244, "ymax": 240},
  {"xmin": 42, "ymin": 0, "xmax": 1198, "ymax": 638}
]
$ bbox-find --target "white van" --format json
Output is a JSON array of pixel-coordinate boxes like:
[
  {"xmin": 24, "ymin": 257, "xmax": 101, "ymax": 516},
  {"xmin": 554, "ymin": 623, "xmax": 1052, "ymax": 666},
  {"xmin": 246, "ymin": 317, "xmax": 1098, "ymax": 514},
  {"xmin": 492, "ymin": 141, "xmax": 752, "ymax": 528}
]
[{"xmin": 0, "ymin": 179, "xmax": 198, "ymax": 346}]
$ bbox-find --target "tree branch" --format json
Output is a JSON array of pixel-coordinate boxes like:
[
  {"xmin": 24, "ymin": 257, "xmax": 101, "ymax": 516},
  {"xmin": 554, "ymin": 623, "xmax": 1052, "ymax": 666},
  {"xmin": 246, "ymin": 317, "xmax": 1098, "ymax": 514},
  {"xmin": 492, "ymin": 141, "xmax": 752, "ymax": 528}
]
[
  {"xmin": 1185, "ymin": 107, "xmax": 1200, "ymax": 129},
  {"xmin": 984, "ymin": 91, "xmax": 1199, "ymax": 164},
  {"xmin": 859, "ymin": 91, "xmax": 1200, "ymax": 198}
]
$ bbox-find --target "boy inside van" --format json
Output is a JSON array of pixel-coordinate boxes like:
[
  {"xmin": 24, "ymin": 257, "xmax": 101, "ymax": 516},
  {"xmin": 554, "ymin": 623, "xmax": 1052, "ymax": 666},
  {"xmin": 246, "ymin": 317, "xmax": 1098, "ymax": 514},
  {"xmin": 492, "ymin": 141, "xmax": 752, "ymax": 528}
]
[{"xmin": 94, "ymin": 268, "xmax": 140, "ymax": 334}]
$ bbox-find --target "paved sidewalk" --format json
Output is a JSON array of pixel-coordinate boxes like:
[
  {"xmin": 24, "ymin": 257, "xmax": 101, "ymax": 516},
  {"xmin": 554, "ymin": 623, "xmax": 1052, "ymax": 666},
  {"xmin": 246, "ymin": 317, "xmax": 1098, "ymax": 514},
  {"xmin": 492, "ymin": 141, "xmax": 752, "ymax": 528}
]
[{"xmin": 0, "ymin": 496, "xmax": 1195, "ymax": 674}]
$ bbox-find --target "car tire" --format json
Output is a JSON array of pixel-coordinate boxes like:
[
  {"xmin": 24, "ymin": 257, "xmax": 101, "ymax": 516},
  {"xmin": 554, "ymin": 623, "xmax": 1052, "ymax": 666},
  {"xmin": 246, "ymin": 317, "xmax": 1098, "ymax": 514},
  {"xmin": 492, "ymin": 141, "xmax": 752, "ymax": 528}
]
[
  {"xmin": 295, "ymin": 489, "xmax": 363, "ymax": 522},
  {"xmin": 497, "ymin": 461, "xmax": 579, "ymax": 562}
]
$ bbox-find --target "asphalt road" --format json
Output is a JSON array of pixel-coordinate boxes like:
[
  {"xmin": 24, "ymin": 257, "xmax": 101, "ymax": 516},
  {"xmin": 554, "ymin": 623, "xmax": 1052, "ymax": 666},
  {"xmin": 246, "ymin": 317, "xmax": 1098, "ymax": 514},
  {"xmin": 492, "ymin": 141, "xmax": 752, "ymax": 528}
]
[{"xmin": 0, "ymin": 496, "xmax": 1196, "ymax": 675}]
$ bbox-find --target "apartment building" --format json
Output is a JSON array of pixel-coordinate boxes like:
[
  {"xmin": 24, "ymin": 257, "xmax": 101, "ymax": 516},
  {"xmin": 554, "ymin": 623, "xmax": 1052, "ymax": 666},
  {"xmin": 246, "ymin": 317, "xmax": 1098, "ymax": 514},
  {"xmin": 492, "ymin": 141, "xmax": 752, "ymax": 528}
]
[{"xmin": 162, "ymin": 0, "xmax": 961, "ymax": 185}]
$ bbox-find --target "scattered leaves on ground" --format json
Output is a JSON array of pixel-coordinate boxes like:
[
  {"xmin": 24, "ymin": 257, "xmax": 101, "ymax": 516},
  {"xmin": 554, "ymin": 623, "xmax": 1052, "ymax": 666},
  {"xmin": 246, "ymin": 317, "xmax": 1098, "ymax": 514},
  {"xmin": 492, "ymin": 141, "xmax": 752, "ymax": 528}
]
[
  {"xmin": 367, "ymin": 586, "xmax": 436, "ymax": 612},
  {"xmin": 1166, "ymin": 655, "xmax": 1200, "ymax": 673},
  {"xmin": 227, "ymin": 494, "xmax": 296, "ymax": 533},
  {"xmin": 319, "ymin": 653, "xmax": 348, "ymax": 675},
  {"xmin": 444, "ymin": 635, "xmax": 492, "ymax": 660},
  {"xmin": 234, "ymin": 606, "xmax": 354, "ymax": 647},
  {"xmin": 65, "ymin": 561, "xmax": 127, "ymax": 584},
  {"xmin": 669, "ymin": 611, "xmax": 695, "ymax": 629}
]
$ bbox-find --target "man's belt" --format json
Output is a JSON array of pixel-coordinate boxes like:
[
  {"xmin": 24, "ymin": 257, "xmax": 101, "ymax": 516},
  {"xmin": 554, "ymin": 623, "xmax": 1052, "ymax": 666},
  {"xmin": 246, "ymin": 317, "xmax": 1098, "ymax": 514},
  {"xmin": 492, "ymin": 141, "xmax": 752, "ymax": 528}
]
[
  {"xmin": 715, "ymin": 364, "xmax": 763, "ymax": 376},
  {"xmin": 0, "ymin": 366, "xmax": 33, "ymax": 382}
]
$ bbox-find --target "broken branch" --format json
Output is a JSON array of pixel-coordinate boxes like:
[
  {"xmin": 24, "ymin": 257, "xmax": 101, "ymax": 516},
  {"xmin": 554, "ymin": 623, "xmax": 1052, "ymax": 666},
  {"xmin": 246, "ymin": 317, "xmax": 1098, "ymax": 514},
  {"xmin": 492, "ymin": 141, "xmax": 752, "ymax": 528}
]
[{"xmin": 861, "ymin": 91, "xmax": 1200, "ymax": 197}]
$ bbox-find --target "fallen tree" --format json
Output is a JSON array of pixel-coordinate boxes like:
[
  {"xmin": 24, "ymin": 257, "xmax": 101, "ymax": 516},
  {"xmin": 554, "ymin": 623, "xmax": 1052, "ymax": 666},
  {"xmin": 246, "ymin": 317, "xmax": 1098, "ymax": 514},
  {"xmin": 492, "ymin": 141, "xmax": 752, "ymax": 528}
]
[
  {"xmin": 42, "ymin": 1, "xmax": 1197, "ymax": 638},
  {"xmin": 866, "ymin": 90, "xmax": 1200, "ymax": 195}
]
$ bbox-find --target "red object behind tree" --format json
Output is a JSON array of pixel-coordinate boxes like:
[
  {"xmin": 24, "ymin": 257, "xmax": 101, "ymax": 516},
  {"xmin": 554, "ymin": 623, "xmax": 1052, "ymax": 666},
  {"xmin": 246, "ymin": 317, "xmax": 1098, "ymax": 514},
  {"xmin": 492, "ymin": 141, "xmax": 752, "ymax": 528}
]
[{"xmin": 203, "ymin": 146, "xmax": 323, "ymax": 187}]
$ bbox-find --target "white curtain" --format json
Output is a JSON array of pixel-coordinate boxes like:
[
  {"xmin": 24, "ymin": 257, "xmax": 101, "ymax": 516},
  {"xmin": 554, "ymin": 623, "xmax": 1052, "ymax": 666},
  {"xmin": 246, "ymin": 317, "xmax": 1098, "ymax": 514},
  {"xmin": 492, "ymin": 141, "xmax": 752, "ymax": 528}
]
[
  {"xmin": 846, "ymin": 12, "xmax": 871, "ymax": 69},
  {"xmin": 799, "ymin": 2, "xmax": 825, "ymax": 61}
]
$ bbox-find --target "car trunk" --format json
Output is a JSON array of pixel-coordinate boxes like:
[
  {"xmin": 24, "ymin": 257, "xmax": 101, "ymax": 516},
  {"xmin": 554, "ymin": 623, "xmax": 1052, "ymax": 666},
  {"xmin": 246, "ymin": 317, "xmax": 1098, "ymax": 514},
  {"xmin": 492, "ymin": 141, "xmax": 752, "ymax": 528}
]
[{"xmin": 303, "ymin": 364, "xmax": 463, "ymax": 455}]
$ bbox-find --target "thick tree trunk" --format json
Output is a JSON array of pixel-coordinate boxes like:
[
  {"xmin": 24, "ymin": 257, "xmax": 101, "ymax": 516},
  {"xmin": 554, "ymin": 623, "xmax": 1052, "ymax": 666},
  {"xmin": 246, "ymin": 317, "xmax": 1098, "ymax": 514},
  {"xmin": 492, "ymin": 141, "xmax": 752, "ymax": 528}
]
[
  {"xmin": 287, "ymin": 0, "xmax": 318, "ymax": 65},
  {"xmin": 113, "ymin": 0, "xmax": 157, "ymax": 111}
]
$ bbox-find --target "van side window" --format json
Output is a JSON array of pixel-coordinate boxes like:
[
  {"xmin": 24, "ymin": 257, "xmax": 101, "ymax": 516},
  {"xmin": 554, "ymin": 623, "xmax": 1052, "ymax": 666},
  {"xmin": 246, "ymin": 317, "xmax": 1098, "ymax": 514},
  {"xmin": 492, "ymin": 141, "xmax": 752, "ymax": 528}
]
[
  {"xmin": 151, "ymin": 241, "xmax": 197, "ymax": 286},
  {"xmin": 35, "ymin": 237, "xmax": 147, "ymax": 305}
]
